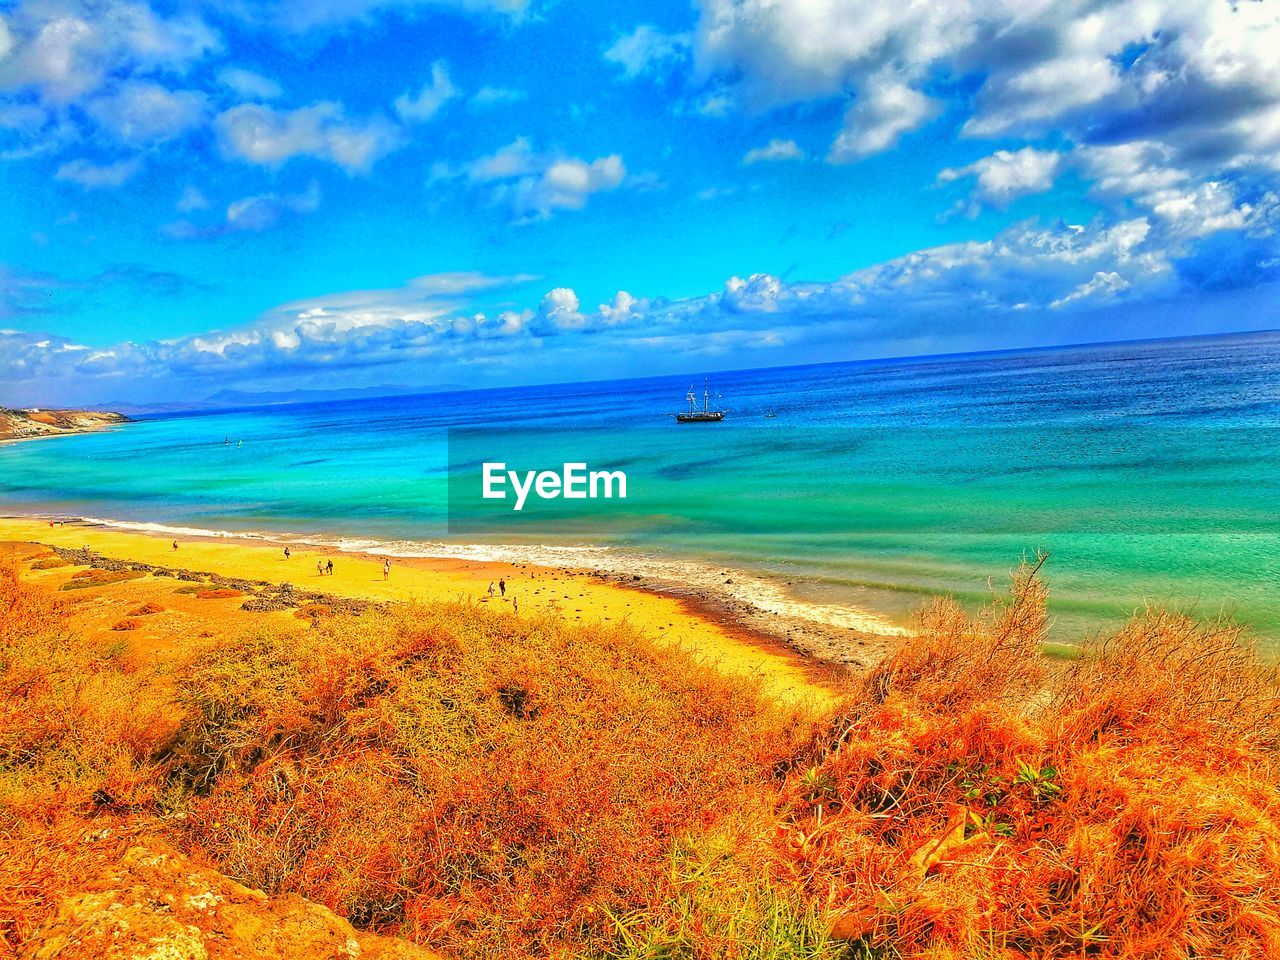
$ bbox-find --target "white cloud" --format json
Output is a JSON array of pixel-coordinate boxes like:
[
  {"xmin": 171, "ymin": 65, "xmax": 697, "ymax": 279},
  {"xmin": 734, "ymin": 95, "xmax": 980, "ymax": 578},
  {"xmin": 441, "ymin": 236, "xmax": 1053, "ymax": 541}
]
[
  {"xmin": 215, "ymin": 101, "xmax": 404, "ymax": 173},
  {"xmin": 163, "ymin": 182, "xmax": 321, "ymax": 239},
  {"xmin": 599, "ymin": 290, "xmax": 641, "ymax": 325},
  {"xmin": 828, "ymin": 76, "xmax": 938, "ymax": 162},
  {"xmin": 452, "ymin": 138, "xmax": 627, "ymax": 221},
  {"xmin": 0, "ymin": 1, "xmax": 218, "ymax": 104},
  {"xmin": 604, "ymin": 25, "xmax": 690, "ymax": 80},
  {"xmin": 86, "ymin": 80, "xmax": 207, "ymax": 144},
  {"xmin": 1051, "ymin": 271, "xmax": 1132, "ymax": 309},
  {"xmin": 538, "ymin": 287, "xmax": 583, "ymax": 329},
  {"xmin": 939, "ymin": 147, "xmax": 1063, "ymax": 209},
  {"xmin": 218, "ymin": 67, "xmax": 282, "ymax": 101},
  {"xmin": 692, "ymin": 0, "xmax": 1280, "ymax": 184},
  {"xmin": 470, "ymin": 85, "xmax": 526, "ymax": 108},
  {"xmin": 245, "ymin": 0, "xmax": 530, "ymax": 33},
  {"xmin": 176, "ymin": 185, "xmax": 209, "ymax": 212},
  {"xmin": 55, "ymin": 156, "xmax": 143, "ymax": 188},
  {"xmin": 12, "ymin": 212, "xmax": 1271, "ymax": 398},
  {"xmin": 742, "ymin": 138, "xmax": 803, "ymax": 165},
  {"xmin": 394, "ymin": 60, "xmax": 458, "ymax": 123},
  {"xmin": 1146, "ymin": 181, "xmax": 1253, "ymax": 239}
]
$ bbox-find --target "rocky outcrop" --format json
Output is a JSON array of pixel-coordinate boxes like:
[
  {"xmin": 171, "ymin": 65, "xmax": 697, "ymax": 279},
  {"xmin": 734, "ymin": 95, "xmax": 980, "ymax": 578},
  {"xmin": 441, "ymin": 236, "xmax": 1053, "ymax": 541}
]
[{"xmin": 19, "ymin": 845, "xmax": 441, "ymax": 960}]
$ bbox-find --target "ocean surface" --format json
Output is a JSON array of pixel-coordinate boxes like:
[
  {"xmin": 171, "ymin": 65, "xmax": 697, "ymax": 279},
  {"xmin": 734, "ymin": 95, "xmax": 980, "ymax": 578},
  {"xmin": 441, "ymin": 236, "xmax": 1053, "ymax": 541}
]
[{"xmin": 3, "ymin": 331, "xmax": 1279, "ymax": 647}]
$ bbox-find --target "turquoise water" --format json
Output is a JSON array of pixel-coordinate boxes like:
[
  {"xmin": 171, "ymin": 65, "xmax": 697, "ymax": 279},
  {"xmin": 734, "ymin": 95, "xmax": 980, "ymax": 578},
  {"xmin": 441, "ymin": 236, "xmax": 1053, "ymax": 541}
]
[{"xmin": 3, "ymin": 331, "xmax": 1279, "ymax": 646}]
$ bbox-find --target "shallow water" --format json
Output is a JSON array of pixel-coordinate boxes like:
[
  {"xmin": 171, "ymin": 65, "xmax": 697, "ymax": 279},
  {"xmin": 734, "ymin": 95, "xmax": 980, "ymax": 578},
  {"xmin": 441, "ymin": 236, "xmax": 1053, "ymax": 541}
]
[{"xmin": 3, "ymin": 331, "xmax": 1279, "ymax": 646}]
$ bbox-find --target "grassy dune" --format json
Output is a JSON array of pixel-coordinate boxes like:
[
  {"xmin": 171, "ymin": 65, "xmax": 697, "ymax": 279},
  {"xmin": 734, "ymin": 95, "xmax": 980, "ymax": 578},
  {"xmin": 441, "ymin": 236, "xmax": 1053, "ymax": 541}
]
[{"xmin": 3, "ymin": 547, "xmax": 1280, "ymax": 959}]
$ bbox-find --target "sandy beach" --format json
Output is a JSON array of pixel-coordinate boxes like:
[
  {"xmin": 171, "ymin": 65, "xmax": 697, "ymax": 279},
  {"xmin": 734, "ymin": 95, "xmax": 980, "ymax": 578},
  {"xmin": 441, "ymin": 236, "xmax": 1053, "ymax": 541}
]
[{"xmin": 0, "ymin": 514, "xmax": 878, "ymax": 711}]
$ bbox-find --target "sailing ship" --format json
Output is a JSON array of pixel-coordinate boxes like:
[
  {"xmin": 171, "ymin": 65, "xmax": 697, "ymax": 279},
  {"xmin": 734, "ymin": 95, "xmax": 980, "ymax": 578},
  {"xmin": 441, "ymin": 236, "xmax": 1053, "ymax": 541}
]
[{"xmin": 675, "ymin": 382, "xmax": 725, "ymax": 422}]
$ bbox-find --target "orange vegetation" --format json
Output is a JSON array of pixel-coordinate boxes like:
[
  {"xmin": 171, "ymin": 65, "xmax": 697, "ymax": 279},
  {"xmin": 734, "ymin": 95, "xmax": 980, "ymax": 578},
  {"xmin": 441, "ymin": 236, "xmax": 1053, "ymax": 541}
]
[
  {"xmin": 3, "ymin": 554, "xmax": 1280, "ymax": 960},
  {"xmin": 780, "ymin": 560, "xmax": 1280, "ymax": 958}
]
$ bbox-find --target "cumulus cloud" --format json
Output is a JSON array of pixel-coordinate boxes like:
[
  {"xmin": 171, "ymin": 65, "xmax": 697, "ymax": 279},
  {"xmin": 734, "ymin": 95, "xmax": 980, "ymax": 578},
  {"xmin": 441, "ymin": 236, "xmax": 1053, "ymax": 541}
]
[
  {"xmin": 218, "ymin": 67, "xmax": 282, "ymax": 101},
  {"xmin": 86, "ymin": 80, "xmax": 207, "ymax": 144},
  {"xmin": 0, "ymin": 0, "xmax": 219, "ymax": 158},
  {"xmin": 0, "ymin": 1, "xmax": 219, "ymax": 103},
  {"xmin": 829, "ymin": 76, "xmax": 939, "ymax": 161},
  {"xmin": 447, "ymin": 137, "xmax": 627, "ymax": 222},
  {"xmin": 55, "ymin": 156, "xmax": 144, "ymax": 188},
  {"xmin": 742, "ymin": 138, "xmax": 803, "ymax": 165},
  {"xmin": 470, "ymin": 85, "xmax": 526, "ymax": 108},
  {"xmin": 163, "ymin": 182, "xmax": 321, "ymax": 239},
  {"xmin": 394, "ymin": 60, "xmax": 458, "ymax": 123},
  {"xmin": 692, "ymin": 0, "xmax": 1280, "ymax": 185},
  {"xmin": 604, "ymin": 25, "xmax": 690, "ymax": 80},
  {"xmin": 9, "ymin": 212, "xmax": 1230, "ymax": 399},
  {"xmin": 235, "ymin": 0, "xmax": 530, "ymax": 33},
  {"xmin": 939, "ymin": 147, "xmax": 1064, "ymax": 210},
  {"xmin": 216, "ymin": 101, "xmax": 404, "ymax": 173}
]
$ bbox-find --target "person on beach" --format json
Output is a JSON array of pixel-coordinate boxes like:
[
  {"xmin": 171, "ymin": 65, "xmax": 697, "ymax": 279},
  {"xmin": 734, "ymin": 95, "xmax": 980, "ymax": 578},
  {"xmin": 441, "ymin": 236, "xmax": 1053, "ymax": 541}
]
[
  {"xmin": 383, "ymin": 559, "xmax": 391, "ymax": 581},
  {"xmin": 487, "ymin": 581, "xmax": 495, "ymax": 597},
  {"xmin": 513, "ymin": 596, "xmax": 518, "ymax": 614},
  {"xmin": 499, "ymin": 579, "xmax": 506, "ymax": 597},
  {"xmin": 317, "ymin": 560, "xmax": 324, "ymax": 576},
  {"xmin": 326, "ymin": 559, "xmax": 333, "ymax": 576},
  {"xmin": 172, "ymin": 540, "xmax": 178, "ymax": 551},
  {"xmin": 284, "ymin": 546, "xmax": 291, "ymax": 560}
]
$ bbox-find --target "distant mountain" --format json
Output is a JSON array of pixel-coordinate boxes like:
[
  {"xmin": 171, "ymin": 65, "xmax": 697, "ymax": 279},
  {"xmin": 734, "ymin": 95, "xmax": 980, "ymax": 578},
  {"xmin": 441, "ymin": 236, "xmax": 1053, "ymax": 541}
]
[
  {"xmin": 97, "ymin": 384, "xmax": 467, "ymax": 416},
  {"xmin": 201, "ymin": 384, "xmax": 465, "ymax": 407}
]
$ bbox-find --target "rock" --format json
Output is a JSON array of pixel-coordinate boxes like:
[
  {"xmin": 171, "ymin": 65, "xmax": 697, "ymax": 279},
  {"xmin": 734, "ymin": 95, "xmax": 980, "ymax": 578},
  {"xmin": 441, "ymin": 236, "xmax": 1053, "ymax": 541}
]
[{"xmin": 19, "ymin": 844, "xmax": 441, "ymax": 960}]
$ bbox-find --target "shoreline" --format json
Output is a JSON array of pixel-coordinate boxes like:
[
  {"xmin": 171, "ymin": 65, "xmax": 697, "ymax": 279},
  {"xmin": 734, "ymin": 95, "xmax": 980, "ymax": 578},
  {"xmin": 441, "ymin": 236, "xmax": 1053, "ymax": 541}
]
[
  {"xmin": 0, "ymin": 513, "xmax": 887, "ymax": 708},
  {"xmin": 1, "ymin": 510, "xmax": 907, "ymax": 668}
]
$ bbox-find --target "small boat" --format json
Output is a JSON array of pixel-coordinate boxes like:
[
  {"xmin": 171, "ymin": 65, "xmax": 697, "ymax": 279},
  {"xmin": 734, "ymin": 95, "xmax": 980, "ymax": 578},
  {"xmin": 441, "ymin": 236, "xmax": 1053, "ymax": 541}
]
[{"xmin": 675, "ymin": 381, "xmax": 725, "ymax": 422}]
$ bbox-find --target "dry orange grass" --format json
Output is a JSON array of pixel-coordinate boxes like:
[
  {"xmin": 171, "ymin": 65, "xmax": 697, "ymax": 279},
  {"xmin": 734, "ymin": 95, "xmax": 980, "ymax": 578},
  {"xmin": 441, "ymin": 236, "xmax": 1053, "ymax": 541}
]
[
  {"xmin": 0, "ymin": 562, "xmax": 182, "ymax": 954},
  {"xmin": 5, "ymin": 556, "xmax": 1280, "ymax": 960},
  {"xmin": 176, "ymin": 604, "xmax": 814, "ymax": 957},
  {"xmin": 779, "ymin": 560, "xmax": 1280, "ymax": 959}
]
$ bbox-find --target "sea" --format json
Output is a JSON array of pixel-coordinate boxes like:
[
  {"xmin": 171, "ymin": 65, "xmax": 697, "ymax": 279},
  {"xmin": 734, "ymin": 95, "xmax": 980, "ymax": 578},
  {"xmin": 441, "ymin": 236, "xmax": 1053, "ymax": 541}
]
[{"xmin": 3, "ymin": 330, "xmax": 1279, "ymax": 648}]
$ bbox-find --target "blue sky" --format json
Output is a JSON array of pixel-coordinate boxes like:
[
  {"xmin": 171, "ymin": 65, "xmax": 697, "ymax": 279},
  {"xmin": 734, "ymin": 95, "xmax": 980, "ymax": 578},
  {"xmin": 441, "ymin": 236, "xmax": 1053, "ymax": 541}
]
[{"xmin": 1, "ymin": 0, "xmax": 1278, "ymax": 404}]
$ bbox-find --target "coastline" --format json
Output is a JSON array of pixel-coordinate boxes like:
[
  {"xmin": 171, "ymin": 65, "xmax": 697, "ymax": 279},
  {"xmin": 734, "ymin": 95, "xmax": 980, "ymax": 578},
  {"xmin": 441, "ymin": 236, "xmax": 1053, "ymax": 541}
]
[
  {"xmin": 0, "ymin": 511, "xmax": 907, "ymax": 665},
  {"xmin": 0, "ymin": 409, "xmax": 131, "ymax": 445},
  {"xmin": 0, "ymin": 513, "xmax": 887, "ymax": 708}
]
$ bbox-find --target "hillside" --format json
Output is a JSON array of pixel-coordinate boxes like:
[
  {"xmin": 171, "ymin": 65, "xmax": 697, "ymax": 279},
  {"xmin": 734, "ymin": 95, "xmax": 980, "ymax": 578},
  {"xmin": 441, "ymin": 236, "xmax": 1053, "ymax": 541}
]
[
  {"xmin": 0, "ymin": 408, "xmax": 129, "ymax": 443},
  {"xmin": 2, "ymin": 539, "xmax": 1279, "ymax": 959}
]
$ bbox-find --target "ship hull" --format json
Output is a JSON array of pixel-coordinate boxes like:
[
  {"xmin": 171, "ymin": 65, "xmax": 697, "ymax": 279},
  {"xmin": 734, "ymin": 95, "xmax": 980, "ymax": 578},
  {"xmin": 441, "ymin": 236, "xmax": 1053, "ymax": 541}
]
[{"xmin": 675, "ymin": 412, "xmax": 725, "ymax": 422}]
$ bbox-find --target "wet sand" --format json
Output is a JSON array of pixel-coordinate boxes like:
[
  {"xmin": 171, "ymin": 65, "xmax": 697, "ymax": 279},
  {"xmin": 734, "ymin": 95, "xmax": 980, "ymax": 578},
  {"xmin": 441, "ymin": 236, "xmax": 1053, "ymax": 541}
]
[{"xmin": 0, "ymin": 516, "xmax": 895, "ymax": 711}]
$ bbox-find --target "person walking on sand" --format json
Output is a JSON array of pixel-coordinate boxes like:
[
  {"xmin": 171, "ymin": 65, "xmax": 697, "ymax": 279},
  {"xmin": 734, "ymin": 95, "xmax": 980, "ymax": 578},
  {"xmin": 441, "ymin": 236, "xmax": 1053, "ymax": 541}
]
[
  {"xmin": 513, "ymin": 596, "xmax": 518, "ymax": 614},
  {"xmin": 326, "ymin": 559, "xmax": 333, "ymax": 576},
  {"xmin": 487, "ymin": 581, "xmax": 495, "ymax": 597},
  {"xmin": 172, "ymin": 540, "xmax": 178, "ymax": 551},
  {"xmin": 383, "ymin": 558, "xmax": 391, "ymax": 581},
  {"xmin": 317, "ymin": 559, "xmax": 324, "ymax": 576},
  {"xmin": 499, "ymin": 578, "xmax": 506, "ymax": 597}
]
